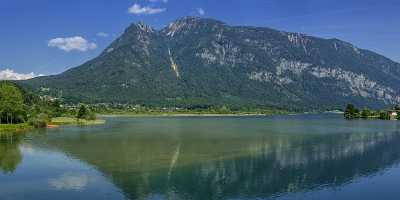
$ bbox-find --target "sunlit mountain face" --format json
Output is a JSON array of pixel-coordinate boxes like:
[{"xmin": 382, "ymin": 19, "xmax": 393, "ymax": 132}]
[{"xmin": 2, "ymin": 115, "xmax": 399, "ymax": 200}]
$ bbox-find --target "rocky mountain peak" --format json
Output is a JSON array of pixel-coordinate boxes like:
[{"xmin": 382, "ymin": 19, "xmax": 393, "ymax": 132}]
[
  {"xmin": 125, "ymin": 21, "xmax": 155, "ymax": 35},
  {"xmin": 135, "ymin": 21, "xmax": 154, "ymax": 33},
  {"xmin": 162, "ymin": 16, "xmax": 225, "ymax": 37}
]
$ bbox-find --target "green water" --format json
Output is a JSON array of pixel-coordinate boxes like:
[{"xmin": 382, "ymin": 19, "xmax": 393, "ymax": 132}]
[{"xmin": 1, "ymin": 114, "xmax": 400, "ymax": 200}]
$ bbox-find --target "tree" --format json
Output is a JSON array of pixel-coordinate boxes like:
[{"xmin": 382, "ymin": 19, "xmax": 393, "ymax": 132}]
[
  {"xmin": 28, "ymin": 113, "xmax": 49, "ymax": 128},
  {"xmin": 77, "ymin": 105, "xmax": 89, "ymax": 119},
  {"xmin": 395, "ymin": 105, "xmax": 400, "ymax": 111},
  {"xmin": 379, "ymin": 111, "xmax": 389, "ymax": 120},
  {"xmin": 0, "ymin": 83, "xmax": 26, "ymax": 124},
  {"xmin": 0, "ymin": 136, "xmax": 23, "ymax": 173},
  {"xmin": 361, "ymin": 108, "xmax": 371, "ymax": 119},
  {"xmin": 344, "ymin": 104, "xmax": 358, "ymax": 119},
  {"xmin": 397, "ymin": 111, "xmax": 400, "ymax": 120}
]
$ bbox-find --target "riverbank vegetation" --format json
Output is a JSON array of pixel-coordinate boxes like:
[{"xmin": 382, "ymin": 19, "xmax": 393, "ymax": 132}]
[
  {"xmin": 51, "ymin": 117, "xmax": 105, "ymax": 126},
  {"xmin": 344, "ymin": 104, "xmax": 400, "ymax": 120},
  {"xmin": 0, "ymin": 81, "xmax": 102, "ymax": 133},
  {"xmin": 0, "ymin": 124, "xmax": 33, "ymax": 133},
  {"xmin": 80, "ymin": 103, "xmax": 289, "ymax": 116}
]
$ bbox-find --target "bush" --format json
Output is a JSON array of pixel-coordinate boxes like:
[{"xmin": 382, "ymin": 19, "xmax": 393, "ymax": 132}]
[
  {"xmin": 361, "ymin": 108, "xmax": 371, "ymax": 119},
  {"xmin": 28, "ymin": 113, "xmax": 49, "ymax": 128},
  {"xmin": 76, "ymin": 105, "xmax": 96, "ymax": 120},
  {"xmin": 344, "ymin": 104, "xmax": 359, "ymax": 119}
]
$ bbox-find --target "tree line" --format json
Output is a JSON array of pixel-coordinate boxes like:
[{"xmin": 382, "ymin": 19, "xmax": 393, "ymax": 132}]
[{"xmin": 344, "ymin": 104, "xmax": 400, "ymax": 120}]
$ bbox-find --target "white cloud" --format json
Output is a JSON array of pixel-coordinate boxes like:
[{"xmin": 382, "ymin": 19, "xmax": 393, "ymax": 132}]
[
  {"xmin": 197, "ymin": 8, "xmax": 205, "ymax": 15},
  {"xmin": 128, "ymin": 3, "xmax": 166, "ymax": 15},
  {"xmin": 49, "ymin": 174, "xmax": 90, "ymax": 190},
  {"xmin": 148, "ymin": 0, "xmax": 168, "ymax": 3},
  {"xmin": 0, "ymin": 68, "xmax": 43, "ymax": 80},
  {"xmin": 48, "ymin": 36, "xmax": 97, "ymax": 52},
  {"xmin": 96, "ymin": 32, "xmax": 109, "ymax": 37}
]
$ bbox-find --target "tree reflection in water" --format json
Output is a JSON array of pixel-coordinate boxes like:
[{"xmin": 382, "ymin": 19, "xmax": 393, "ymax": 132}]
[
  {"xmin": 46, "ymin": 129, "xmax": 400, "ymax": 200},
  {"xmin": 0, "ymin": 134, "xmax": 22, "ymax": 174}
]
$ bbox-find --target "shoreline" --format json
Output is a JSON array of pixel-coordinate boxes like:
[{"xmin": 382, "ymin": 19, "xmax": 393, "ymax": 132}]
[
  {"xmin": 0, "ymin": 124, "xmax": 33, "ymax": 135},
  {"xmin": 0, "ymin": 117, "xmax": 106, "ymax": 135},
  {"xmin": 100, "ymin": 112, "xmax": 291, "ymax": 118},
  {"xmin": 50, "ymin": 117, "xmax": 106, "ymax": 126},
  {"xmin": 99, "ymin": 111, "xmax": 345, "ymax": 118}
]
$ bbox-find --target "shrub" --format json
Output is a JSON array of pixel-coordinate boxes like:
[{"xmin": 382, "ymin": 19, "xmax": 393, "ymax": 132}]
[
  {"xmin": 28, "ymin": 113, "xmax": 49, "ymax": 128},
  {"xmin": 361, "ymin": 108, "xmax": 371, "ymax": 119},
  {"xmin": 344, "ymin": 104, "xmax": 359, "ymax": 119},
  {"xmin": 77, "ymin": 105, "xmax": 96, "ymax": 120}
]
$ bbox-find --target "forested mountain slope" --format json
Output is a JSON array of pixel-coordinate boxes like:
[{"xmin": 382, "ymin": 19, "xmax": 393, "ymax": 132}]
[{"xmin": 22, "ymin": 17, "xmax": 400, "ymax": 110}]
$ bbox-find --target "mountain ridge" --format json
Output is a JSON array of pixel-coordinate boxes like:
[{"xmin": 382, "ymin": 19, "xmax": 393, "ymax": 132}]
[{"xmin": 21, "ymin": 16, "xmax": 400, "ymax": 110}]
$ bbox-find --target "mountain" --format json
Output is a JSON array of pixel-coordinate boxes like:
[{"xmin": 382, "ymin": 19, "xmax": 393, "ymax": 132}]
[{"xmin": 21, "ymin": 17, "xmax": 400, "ymax": 110}]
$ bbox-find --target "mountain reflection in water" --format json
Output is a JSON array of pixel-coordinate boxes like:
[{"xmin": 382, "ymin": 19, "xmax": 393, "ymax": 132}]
[{"xmin": 1, "ymin": 115, "xmax": 400, "ymax": 200}]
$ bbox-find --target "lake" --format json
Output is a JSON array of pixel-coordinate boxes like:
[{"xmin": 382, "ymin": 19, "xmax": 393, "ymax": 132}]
[{"xmin": 1, "ymin": 114, "xmax": 400, "ymax": 200}]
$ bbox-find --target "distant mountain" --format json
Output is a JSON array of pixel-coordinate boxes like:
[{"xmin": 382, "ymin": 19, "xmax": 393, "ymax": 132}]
[{"xmin": 21, "ymin": 17, "xmax": 400, "ymax": 110}]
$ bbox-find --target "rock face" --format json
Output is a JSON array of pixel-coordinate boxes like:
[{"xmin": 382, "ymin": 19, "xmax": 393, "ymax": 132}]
[{"xmin": 22, "ymin": 17, "xmax": 400, "ymax": 109}]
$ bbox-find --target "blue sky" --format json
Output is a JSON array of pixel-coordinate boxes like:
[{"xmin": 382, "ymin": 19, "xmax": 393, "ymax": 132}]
[{"xmin": 0, "ymin": 0, "xmax": 399, "ymax": 78}]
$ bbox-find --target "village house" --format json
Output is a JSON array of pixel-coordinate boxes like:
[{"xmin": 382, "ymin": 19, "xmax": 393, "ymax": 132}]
[{"xmin": 388, "ymin": 110, "xmax": 399, "ymax": 120}]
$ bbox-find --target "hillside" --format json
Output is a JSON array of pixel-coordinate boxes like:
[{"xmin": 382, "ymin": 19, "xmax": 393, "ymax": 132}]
[{"xmin": 21, "ymin": 17, "xmax": 400, "ymax": 110}]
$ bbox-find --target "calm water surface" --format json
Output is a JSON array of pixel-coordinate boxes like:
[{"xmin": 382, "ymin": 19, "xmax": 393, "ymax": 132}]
[{"xmin": 1, "ymin": 114, "xmax": 400, "ymax": 200}]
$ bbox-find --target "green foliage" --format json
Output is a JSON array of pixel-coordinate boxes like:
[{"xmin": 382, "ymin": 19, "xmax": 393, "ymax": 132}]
[
  {"xmin": 0, "ymin": 82, "xmax": 27, "ymax": 124},
  {"xmin": 0, "ymin": 81, "xmax": 68, "ymax": 130},
  {"xmin": 344, "ymin": 104, "xmax": 359, "ymax": 119},
  {"xmin": 51, "ymin": 117, "xmax": 104, "ymax": 125},
  {"xmin": 77, "ymin": 105, "xmax": 96, "ymax": 120},
  {"xmin": 0, "ymin": 123, "xmax": 32, "ymax": 133},
  {"xmin": 344, "ymin": 104, "xmax": 399, "ymax": 121},
  {"xmin": 28, "ymin": 113, "xmax": 50, "ymax": 128},
  {"xmin": 0, "ymin": 136, "xmax": 22, "ymax": 173},
  {"xmin": 361, "ymin": 108, "xmax": 371, "ymax": 119},
  {"xmin": 379, "ymin": 112, "xmax": 390, "ymax": 120},
  {"xmin": 77, "ymin": 105, "xmax": 88, "ymax": 119}
]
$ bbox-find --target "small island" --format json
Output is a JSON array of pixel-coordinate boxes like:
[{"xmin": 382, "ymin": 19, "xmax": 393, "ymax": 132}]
[
  {"xmin": 0, "ymin": 81, "xmax": 103, "ymax": 133},
  {"xmin": 344, "ymin": 104, "xmax": 400, "ymax": 120}
]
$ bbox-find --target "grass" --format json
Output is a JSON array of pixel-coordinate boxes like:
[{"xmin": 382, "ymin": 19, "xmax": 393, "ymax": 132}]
[
  {"xmin": 50, "ymin": 117, "xmax": 105, "ymax": 126},
  {"xmin": 0, "ymin": 123, "xmax": 33, "ymax": 133},
  {"xmin": 0, "ymin": 117, "xmax": 105, "ymax": 134}
]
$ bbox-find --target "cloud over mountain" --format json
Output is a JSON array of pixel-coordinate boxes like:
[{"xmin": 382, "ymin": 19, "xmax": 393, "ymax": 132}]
[
  {"xmin": 48, "ymin": 36, "xmax": 97, "ymax": 52},
  {"xmin": 148, "ymin": 0, "xmax": 168, "ymax": 3},
  {"xmin": 0, "ymin": 68, "xmax": 42, "ymax": 80},
  {"xmin": 128, "ymin": 3, "xmax": 166, "ymax": 15}
]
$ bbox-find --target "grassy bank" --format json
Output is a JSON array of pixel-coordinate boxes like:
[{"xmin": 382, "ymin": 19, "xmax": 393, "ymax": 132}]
[
  {"xmin": 0, "ymin": 123, "xmax": 33, "ymax": 133},
  {"xmin": 50, "ymin": 117, "xmax": 105, "ymax": 126},
  {"xmin": 0, "ymin": 117, "xmax": 105, "ymax": 134}
]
